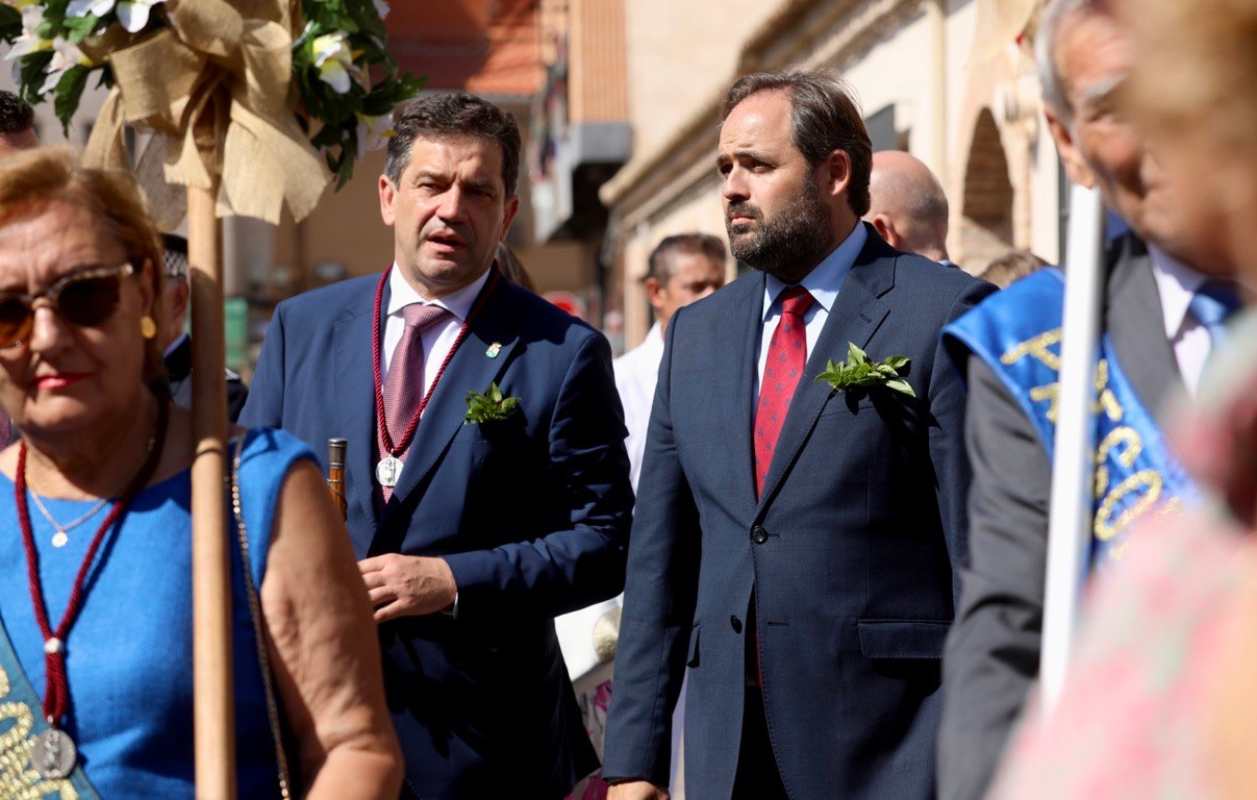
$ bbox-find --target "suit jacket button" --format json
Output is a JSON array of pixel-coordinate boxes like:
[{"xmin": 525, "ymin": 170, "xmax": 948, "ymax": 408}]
[
  {"xmin": 751, "ymin": 525, "xmax": 768, "ymax": 544},
  {"xmin": 730, "ymin": 615, "xmax": 743, "ymax": 633}
]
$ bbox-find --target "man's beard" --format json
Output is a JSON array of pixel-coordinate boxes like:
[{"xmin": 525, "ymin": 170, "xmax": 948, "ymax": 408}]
[{"xmin": 725, "ymin": 183, "xmax": 836, "ymax": 283}]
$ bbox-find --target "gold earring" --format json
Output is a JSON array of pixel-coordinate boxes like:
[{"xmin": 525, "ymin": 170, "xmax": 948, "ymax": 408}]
[{"xmin": 140, "ymin": 316, "xmax": 157, "ymax": 339}]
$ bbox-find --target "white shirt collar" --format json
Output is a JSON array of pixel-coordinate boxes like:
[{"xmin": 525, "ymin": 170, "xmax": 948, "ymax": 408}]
[
  {"xmin": 643, "ymin": 321, "xmax": 664, "ymax": 349},
  {"xmin": 1149, "ymin": 245, "xmax": 1207, "ymax": 340},
  {"xmin": 762, "ymin": 221, "xmax": 867, "ymax": 319},
  {"xmin": 386, "ymin": 263, "xmax": 491, "ymax": 322}
]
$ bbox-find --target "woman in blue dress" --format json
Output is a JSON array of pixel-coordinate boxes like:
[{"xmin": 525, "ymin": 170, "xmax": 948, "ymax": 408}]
[{"xmin": 0, "ymin": 147, "xmax": 402, "ymax": 797}]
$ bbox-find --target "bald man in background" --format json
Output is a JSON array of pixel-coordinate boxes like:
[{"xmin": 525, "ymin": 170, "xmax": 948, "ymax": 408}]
[{"xmin": 866, "ymin": 150, "xmax": 956, "ymax": 268}]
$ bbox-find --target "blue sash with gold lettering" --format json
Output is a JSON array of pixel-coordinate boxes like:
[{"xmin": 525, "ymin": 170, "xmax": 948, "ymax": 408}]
[
  {"xmin": 0, "ymin": 612, "xmax": 100, "ymax": 799},
  {"xmin": 945, "ymin": 268, "xmax": 1194, "ymax": 565}
]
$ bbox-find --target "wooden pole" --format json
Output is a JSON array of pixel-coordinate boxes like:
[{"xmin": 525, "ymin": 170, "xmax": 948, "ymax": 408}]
[
  {"xmin": 1040, "ymin": 184, "xmax": 1105, "ymax": 715},
  {"xmin": 188, "ymin": 184, "xmax": 237, "ymax": 799}
]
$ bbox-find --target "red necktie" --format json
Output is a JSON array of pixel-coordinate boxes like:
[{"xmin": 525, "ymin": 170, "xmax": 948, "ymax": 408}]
[
  {"xmin": 753, "ymin": 286, "xmax": 814, "ymax": 498},
  {"xmin": 378, "ymin": 303, "xmax": 450, "ymax": 499}
]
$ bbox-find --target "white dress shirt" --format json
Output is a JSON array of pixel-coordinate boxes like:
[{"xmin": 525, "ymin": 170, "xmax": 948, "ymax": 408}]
[
  {"xmin": 612, "ymin": 322, "xmax": 665, "ymax": 491},
  {"xmin": 756, "ymin": 221, "xmax": 867, "ymax": 401},
  {"xmin": 382, "ymin": 264, "xmax": 491, "ymax": 392},
  {"xmin": 1149, "ymin": 246, "xmax": 1212, "ymax": 395}
]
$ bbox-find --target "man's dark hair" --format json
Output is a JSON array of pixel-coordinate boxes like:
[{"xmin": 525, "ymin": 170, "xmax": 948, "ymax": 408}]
[
  {"xmin": 0, "ymin": 91, "xmax": 34, "ymax": 136},
  {"xmin": 161, "ymin": 232, "xmax": 189, "ymax": 280},
  {"xmin": 384, "ymin": 92, "xmax": 522, "ymax": 197},
  {"xmin": 647, "ymin": 233, "xmax": 727, "ymax": 283},
  {"xmin": 723, "ymin": 71, "xmax": 872, "ymax": 217}
]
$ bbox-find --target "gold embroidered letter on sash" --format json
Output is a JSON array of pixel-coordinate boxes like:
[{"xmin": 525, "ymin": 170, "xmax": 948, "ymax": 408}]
[{"xmin": 0, "ymin": 663, "xmax": 77, "ymax": 799}]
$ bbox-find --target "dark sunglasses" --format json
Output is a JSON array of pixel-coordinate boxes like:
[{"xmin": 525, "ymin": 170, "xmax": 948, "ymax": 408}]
[{"xmin": 0, "ymin": 263, "xmax": 136, "ymax": 349}]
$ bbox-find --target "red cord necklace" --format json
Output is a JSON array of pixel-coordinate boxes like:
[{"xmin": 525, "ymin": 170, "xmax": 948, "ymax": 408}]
[
  {"xmin": 370, "ymin": 266, "xmax": 498, "ymax": 487},
  {"xmin": 15, "ymin": 399, "xmax": 169, "ymax": 779}
]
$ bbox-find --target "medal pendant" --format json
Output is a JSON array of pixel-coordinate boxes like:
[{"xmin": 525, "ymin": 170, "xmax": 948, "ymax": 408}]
[
  {"xmin": 51, "ymin": 531, "xmax": 68, "ymax": 548},
  {"xmin": 30, "ymin": 727, "xmax": 76, "ymax": 779},
  {"xmin": 375, "ymin": 455, "xmax": 404, "ymax": 488}
]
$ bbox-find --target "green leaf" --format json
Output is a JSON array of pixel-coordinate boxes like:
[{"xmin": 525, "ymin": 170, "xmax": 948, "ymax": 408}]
[
  {"xmin": 17, "ymin": 51, "xmax": 53, "ymax": 103},
  {"xmin": 884, "ymin": 378, "xmax": 916, "ymax": 398},
  {"xmin": 62, "ymin": 12, "xmax": 99, "ymax": 43},
  {"xmin": 53, "ymin": 65, "xmax": 90, "ymax": 133},
  {"xmin": 847, "ymin": 341, "xmax": 868, "ymax": 364},
  {"xmin": 884, "ymin": 355, "xmax": 910, "ymax": 371}
]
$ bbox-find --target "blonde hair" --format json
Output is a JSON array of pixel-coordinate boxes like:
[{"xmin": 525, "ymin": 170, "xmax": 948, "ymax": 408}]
[{"xmin": 0, "ymin": 146, "xmax": 167, "ymax": 388}]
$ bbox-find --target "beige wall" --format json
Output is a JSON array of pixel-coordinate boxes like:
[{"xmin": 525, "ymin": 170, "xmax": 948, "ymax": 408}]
[{"xmin": 623, "ymin": 0, "xmax": 783, "ymax": 159}]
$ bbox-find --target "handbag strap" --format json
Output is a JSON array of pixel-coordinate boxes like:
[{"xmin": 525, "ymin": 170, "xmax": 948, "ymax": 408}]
[{"xmin": 229, "ymin": 437, "xmax": 293, "ymax": 800}]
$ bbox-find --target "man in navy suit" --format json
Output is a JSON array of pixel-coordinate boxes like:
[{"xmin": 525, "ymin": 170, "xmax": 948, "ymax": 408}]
[
  {"xmin": 241, "ymin": 92, "xmax": 633, "ymax": 798},
  {"xmin": 602, "ymin": 72, "xmax": 993, "ymax": 800}
]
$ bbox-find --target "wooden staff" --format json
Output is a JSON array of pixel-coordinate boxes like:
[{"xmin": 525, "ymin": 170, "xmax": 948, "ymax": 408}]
[
  {"xmin": 327, "ymin": 438, "xmax": 348, "ymax": 520},
  {"xmin": 188, "ymin": 183, "xmax": 237, "ymax": 799},
  {"xmin": 1040, "ymin": 184, "xmax": 1105, "ymax": 716}
]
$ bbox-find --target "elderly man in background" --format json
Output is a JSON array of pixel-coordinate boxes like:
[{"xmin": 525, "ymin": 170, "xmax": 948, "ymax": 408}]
[
  {"xmin": 937, "ymin": 2, "xmax": 1245, "ymax": 798},
  {"xmin": 865, "ymin": 149, "xmax": 956, "ymax": 267},
  {"xmin": 0, "ymin": 91, "xmax": 37, "ymax": 157}
]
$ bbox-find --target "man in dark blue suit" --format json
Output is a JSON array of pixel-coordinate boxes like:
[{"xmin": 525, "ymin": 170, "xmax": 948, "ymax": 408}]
[
  {"xmin": 241, "ymin": 92, "xmax": 633, "ymax": 798},
  {"xmin": 602, "ymin": 72, "xmax": 993, "ymax": 800}
]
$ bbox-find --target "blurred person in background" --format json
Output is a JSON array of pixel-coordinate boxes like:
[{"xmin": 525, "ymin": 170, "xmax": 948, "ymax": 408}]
[
  {"xmin": 561, "ymin": 232, "xmax": 726, "ymax": 800},
  {"xmin": 0, "ymin": 91, "xmax": 38, "ymax": 157},
  {"xmin": 0, "ymin": 147, "xmax": 400, "ymax": 797},
  {"xmin": 615, "ymin": 233, "xmax": 727, "ymax": 488},
  {"xmin": 976, "ymin": 249, "xmax": 1048, "ymax": 289},
  {"xmin": 937, "ymin": 1, "xmax": 1244, "ymax": 798},
  {"xmin": 495, "ymin": 240, "xmax": 536, "ymax": 292},
  {"xmin": 158, "ymin": 233, "xmax": 249, "ymax": 420},
  {"xmin": 986, "ymin": 0, "xmax": 1257, "ymax": 797},
  {"xmin": 0, "ymin": 90, "xmax": 37, "ymax": 448},
  {"xmin": 865, "ymin": 150, "xmax": 956, "ymax": 267}
]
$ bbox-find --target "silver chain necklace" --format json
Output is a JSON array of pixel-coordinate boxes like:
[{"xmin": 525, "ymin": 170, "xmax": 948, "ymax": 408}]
[{"xmin": 28, "ymin": 490, "xmax": 109, "ymax": 549}]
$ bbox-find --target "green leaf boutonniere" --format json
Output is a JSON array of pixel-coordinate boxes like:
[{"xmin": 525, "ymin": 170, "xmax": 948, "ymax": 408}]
[
  {"xmin": 465, "ymin": 382, "xmax": 520, "ymax": 424},
  {"xmin": 816, "ymin": 342, "xmax": 916, "ymax": 398}
]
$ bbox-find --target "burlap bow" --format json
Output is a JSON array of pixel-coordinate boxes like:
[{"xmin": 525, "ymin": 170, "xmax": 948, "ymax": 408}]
[{"xmin": 83, "ymin": 0, "xmax": 331, "ymax": 227}]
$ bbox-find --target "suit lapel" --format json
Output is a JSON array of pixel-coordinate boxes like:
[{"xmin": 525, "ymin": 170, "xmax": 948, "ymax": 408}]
[
  {"xmin": 333, "ymin": 283, "xmax": 384, "ymax": 556},
  {"xmin": 755, "ymin": 234, "xmax": 895, "ymax": 513},
  {"xmin": 729, "ymin": 273, "xmax": 766, "ymax": 517},
  {"xmin": 1105, "ymin": 241, "xmax": 1183, "ymax": 419},
  {"xmin": 379, "ymin": 275, "xmax": 520, "ymax": 533}
]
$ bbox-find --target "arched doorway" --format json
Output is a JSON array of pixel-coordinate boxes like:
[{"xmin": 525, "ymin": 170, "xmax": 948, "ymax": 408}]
[{"xmin": 959, "ymin": 108, "xmax": 1015, "ymax": 269}]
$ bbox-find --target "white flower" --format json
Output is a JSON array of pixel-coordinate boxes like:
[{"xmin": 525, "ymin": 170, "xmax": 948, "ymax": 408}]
[
  {"xmin": 66, "ymin": 0, "xmax": 116, "ymax": 17},
  {"xmin": 2, "ymin": 0, "xmax": 42, "ymax": 10},
  {"xmin": 356, "ymin": 112, "xmax": 395, "ymax": 152},
  {"xmin": 39, "ymin": 37, "xmax": 90, "ymax": 95},
  {"xmin": 5, "ymin": 6, "xmax": 52, "ymax": 62},
  {"xmin": 312, "ymin": 32, "xmax": 358, "ymax": 94},
  {"xmin": 115, "ymin": 0, "xmax": 165, "ymax": 33},
  {"xmin": 373, "ymin": 0, "xmax": 390, "ymax": 19}
]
